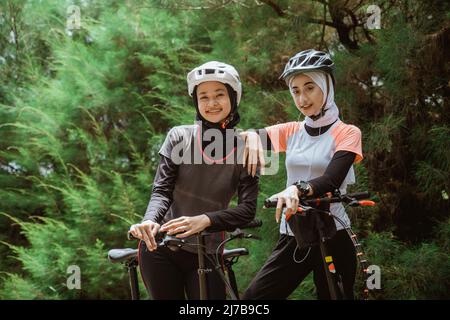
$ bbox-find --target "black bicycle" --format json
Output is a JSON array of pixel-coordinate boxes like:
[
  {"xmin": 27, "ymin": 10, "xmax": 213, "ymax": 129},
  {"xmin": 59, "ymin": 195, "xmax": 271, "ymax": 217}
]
[
  {"xmin": 107, "ymin": 219, "xmax": 262, "ymax": 300},
  {"xmin": 264, "ymin": 190, "xmax": 375, "ymax": 300}
]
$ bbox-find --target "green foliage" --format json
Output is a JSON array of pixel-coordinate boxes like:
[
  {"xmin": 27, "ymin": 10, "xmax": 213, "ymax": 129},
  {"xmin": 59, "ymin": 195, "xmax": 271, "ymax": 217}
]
[
  {"xmin": 363, "ymin": 230, "xmax": 450, "ymax": 299},
  {"xmin": 373, "ymin": 18, "xmax": 418, "ymax": 98},
  {"xmin": 366, "ymin": 114, "xmax": 405, "ymax": 154}
]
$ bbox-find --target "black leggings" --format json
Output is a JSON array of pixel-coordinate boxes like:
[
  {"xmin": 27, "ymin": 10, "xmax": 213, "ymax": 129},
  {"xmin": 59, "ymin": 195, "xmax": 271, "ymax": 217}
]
[
  {"xmin": 138, "ymin": 241, "xmax": 226, "ymax": 300},
  {"xmin": 242, "ymin": 230, "xmax": 357, "ymax": 300}
]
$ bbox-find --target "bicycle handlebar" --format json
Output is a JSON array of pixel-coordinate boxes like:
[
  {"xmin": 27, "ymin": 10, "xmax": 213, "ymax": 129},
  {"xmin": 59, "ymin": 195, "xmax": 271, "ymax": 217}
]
[
  {"xmin": 127, "ymin": 219, "xmax": 263, "ymax": 241},
  {"xmin": 263, "ymin": 191, "xmax": 372, "ymax": 208},
  {"xmin": 238, "ymin": 219, "xmax": 262, "ymax": 229}
]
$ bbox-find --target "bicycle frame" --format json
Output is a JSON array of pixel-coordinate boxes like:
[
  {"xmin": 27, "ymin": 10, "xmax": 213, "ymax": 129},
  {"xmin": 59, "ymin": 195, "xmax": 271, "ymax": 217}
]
[
  {"xmin": 264, "ymin": 190, "xmax": 375, "ymax": 300},
  {"xmin": 117, "ymin": 219, "xmax": 262, "ymax": 300}
]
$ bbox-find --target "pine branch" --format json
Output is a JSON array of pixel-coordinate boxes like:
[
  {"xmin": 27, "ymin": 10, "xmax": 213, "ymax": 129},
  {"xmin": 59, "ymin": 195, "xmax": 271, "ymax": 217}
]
[{"xmin": 259, "ymin": 0, "xmax": 285, "ymax": 16}]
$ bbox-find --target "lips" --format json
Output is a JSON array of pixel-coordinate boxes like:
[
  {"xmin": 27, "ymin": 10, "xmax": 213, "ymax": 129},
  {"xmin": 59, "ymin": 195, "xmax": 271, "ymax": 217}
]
[
  {"xmin": 206, "ymin": 108, "xmax": 223, "ymax": 114},
  {"xmin": 301, "ymin": 105, "xmax": 312, "ymax": 109}
]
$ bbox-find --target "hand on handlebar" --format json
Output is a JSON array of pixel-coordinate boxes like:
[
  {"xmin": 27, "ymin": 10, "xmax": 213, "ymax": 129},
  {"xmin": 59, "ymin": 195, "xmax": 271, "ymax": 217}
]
[
  {"xmin": 268, "ymin": 185, "xmax": 300, "ymax": 224},
  {"xmin": 264, "ymin": 190, "xmax": 375, "ymax": 222},
  {"xmin": 160, "ymin": 215, "xmax": 212, "ymax": 239},
  {"xmin": 129, "ymin": 220, "xmax": 161, "ymax": 251}
]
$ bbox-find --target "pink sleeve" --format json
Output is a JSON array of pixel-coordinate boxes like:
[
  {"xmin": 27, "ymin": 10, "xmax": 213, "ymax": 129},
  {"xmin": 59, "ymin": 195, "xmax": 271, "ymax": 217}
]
[
  {"xmin": 333, "ymin": 124, "xmax": 363, "ymax": 163},
  {"xmin": 264, "ymin": 122, "xmax": 300, "ymax": 153}
]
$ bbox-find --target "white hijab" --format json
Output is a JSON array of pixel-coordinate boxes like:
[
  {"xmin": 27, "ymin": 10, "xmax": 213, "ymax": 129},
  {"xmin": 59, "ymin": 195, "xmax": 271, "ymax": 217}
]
[{"xmin": 289, "ymin": 71, "xmax": 339, "ymax": 128}]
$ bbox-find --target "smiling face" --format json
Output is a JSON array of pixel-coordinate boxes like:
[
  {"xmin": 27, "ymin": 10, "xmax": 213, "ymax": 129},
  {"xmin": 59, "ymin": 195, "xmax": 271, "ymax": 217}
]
[
  {"xmin": 289, "ymin": 74, "xmax": 325, "ymax": 117},
  {"xmin": 196, "ymin": 81, "xmax": 231, "ymax": 123}
]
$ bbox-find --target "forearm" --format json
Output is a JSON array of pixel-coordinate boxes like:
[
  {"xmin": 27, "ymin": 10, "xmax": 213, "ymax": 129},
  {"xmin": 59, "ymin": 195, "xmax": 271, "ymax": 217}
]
[
  {"xmin": 142, "ymin": 155, "xmax": 178, "ymax": 223},
  {"xmin": 204, "ymin": 201, "xmax": 256, "ymax": 232},
  {"xmin": 307, "ymin": 151, "xmax": 356, "ymax": 197}
]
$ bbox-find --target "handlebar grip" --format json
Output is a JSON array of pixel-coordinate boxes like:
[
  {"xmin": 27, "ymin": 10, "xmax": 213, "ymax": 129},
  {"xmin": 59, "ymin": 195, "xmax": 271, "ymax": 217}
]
[
  {"xmin": 347, "ymin": 192, "xmax": 370, "ymax": 200},
  {"xmin": 264, "ymin": 191, "xmax": 371, "ymax": 208},
  {"xmin": 127, "ymin": 230, "xmax": 166, "ymax": 242},
  {"xmin": 264, "ymin": 199, "xmax": 278, "ymax": 208},
  {"xmin": 240, "ymin": 219, "xmax": 263, "ymax": 229},
  {"xmin": 127, "ymin": 231, "xmax": 137, "ymax": 241}
]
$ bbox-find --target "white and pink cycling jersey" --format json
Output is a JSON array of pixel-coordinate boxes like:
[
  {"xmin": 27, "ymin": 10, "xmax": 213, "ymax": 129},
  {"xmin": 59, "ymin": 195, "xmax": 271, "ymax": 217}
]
[{"xmin": 265, "ymin": 119, "xmax": 363, "ymax": 234}]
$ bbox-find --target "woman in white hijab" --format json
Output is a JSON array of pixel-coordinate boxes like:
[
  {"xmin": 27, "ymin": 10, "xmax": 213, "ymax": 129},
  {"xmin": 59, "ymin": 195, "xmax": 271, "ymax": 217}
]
[{"xmin": 242, "ymin": 49, "xmax": 364, "ymax": 300}]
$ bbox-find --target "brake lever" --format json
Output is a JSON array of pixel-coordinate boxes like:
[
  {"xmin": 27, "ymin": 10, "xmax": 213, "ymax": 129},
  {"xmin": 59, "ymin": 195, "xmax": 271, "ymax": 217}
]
[
  {"xmin": 229, "ymin": 228, "xmax": 261, "ymax": 240},
  {"xmin": 285, "ymin": 205, "xmax": 312, "ymax": 221}
]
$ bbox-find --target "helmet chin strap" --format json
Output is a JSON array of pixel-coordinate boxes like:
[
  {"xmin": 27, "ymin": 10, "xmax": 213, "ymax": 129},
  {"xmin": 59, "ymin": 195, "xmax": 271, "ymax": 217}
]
[
  {"xmin": 219, "ymin": 113, "xmax": 234, "ymax": 129},
  {"xmin": 200, "ymin": 111, "xmax": 234, "ymax": 130},
  {"xmin": 309, "ymin": 105, "xmax": 329, "ymax": 121}
]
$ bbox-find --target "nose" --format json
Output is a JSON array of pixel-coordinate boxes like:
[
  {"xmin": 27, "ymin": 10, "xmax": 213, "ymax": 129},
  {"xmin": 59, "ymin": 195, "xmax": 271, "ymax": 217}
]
[
  {"xmin": 298, "ymin": 94, "xmax": 308, "ymax": 107},
  {"xmin": 205, "ymin": 97, "xmax": 219, "ymax": 107}
]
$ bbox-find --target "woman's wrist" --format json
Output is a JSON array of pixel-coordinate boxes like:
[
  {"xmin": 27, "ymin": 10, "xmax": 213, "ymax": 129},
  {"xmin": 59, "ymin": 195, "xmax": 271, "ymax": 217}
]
[
  {"xmin": 201, "ymin": 214, "xmax": 212, "ymax": 228},
  {"xmin": 293, "ymin": 180, "xmax": 313, "ymax": 197}
]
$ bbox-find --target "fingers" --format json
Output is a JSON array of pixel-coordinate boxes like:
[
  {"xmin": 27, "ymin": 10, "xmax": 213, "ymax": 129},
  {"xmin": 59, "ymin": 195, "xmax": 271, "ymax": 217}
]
[
  {"xmin": 242, "ymin": 135, "xmax": 248, "ymax": 168},
  {"xmin": 174, "ymin": 215, "xmax": 210, "ymax": 238},
  {"xmin": 258, "ymin": 141, "xmax": 266, "ymax": 176},
  {"xmin": 250, "ymin": 135, "xmax": 259, "ymax": 177},
  {"xmin": 146, "ymin": 225, "xmax": 157, "ymax": 250},
  {"xmin": 129, "ymin": 225, "xmax": 138, "ymax": 238},
  {"xmin": 251, "ymin": 155, "xmax": 258, "ymax": 177},
  {"xmin": 239, "ymin": 132, "xmax": 248, "ymax": 139},
  {"xmin": 161, "ymin": 217, "xmax": 190, "ymax": 235},
  {"xmin": 275, "ymin": 197, "xmax": 284, "ymax": 224},
  {"xmin": 248, "ymin": 144, "xmax": 255, "ymax": 176},
  {"xmin": 141, "ymin": 226, "xmax": 154, "ymax": 251},
  {"xmin": 160, "ymin": 217, "xmax": 184, "ymax": 232},
  {"xmin": 168, "ymin": 224, "xmax": 189, "ymax": 236},
  {"xmin": 285, "ymin": 197, "xmax": 293, "ymax": 217},
  {"xmin": 242, "ymin": 132, "xmax": 265, "ymax": 177},
  {"xmin": 151, "ymin": 223, "xmax": 160, "ymax": 237},
  {"xmin": 132, "ymin": 225, "xmax": 143, "ymax": 240},
  {"xmin": 246, "ymin": 133, "xmax": 257, "ymax": 176},
  {"xmin": 175, "ymin": 227, "xmax": 195, "ymax": 238},
  {"xmin": 292, "ymin": 198, "xmax": 299, "ymax": 214}
]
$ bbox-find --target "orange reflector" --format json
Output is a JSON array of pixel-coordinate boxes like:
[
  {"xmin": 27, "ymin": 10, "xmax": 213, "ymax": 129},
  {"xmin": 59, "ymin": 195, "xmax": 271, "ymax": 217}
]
[
  {"xmin": 359, "ymin": 200, "xmax": 376, "ymax": 206},
  {"xmin": 286, "ymin": 212, "xmax": 293, "ymax": 221},
  {"xmin": 328, "ymin": 263, "xmax": 336, "ymax": 273}
]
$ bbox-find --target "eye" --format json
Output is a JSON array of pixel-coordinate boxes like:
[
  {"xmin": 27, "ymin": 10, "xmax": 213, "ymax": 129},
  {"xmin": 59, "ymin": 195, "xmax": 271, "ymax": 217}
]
[
  {"xmin": 306, "ymin": 86, "xmax": 314, "ymax": 92},
  {"xmin": 217, "ymin": 93, "xmax": 224, "ymax": 97},
  {"xmin": 200, "ymin": 96, "xmax": 208, "ymax": 100}
]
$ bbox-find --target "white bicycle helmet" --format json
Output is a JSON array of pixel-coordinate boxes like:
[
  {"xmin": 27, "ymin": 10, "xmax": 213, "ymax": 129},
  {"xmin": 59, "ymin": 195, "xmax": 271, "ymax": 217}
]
[
  {"xmin": 279, "ymin": 49, "xmax": 335, "ymax": 85},
  {"xmin": 187, "ymin": 61, "xmax": 242, "ymax": 105}
]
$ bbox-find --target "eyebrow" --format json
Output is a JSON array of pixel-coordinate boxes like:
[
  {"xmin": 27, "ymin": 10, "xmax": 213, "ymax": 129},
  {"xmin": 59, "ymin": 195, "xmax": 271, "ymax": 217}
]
[
  {"xmin": 198, "ymin": 88, "xmax": 226, "ymax": 95},
  {"xmin": 291, "ymin": 81, "xmax": 315, "ymax": 89}
]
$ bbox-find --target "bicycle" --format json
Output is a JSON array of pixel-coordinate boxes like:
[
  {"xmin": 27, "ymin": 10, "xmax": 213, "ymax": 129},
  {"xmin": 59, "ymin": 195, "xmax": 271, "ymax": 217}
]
[
  {"xmin": 107, "ymin": 219, "xmax": 262, "ymax": 300},
  {"xmin": 264, "ymin": 190, "xmax": 375, "ymax": 300}
]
